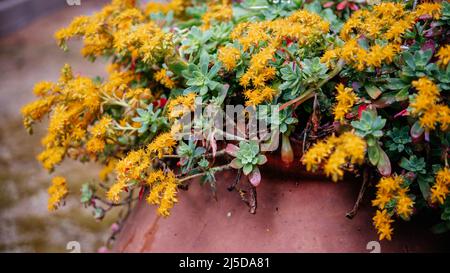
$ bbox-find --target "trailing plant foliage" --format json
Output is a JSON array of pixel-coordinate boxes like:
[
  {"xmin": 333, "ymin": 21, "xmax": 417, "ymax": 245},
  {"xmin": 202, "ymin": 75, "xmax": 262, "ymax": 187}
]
[{"xmin": 22, "ymin": 0, "xmax": 449, "ymax": 243}]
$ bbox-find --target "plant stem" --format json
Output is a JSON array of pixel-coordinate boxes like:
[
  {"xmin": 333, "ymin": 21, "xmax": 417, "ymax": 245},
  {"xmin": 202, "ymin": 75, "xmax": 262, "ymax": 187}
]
[
  {"xmin": 346, "ymin": 166, "xmax": 369, "ymax": 219},
  {"xmin": 178, "ymin": 163, "xmax": 232, "ymax": 183},
  {"xmin": 162, "ymin": 149, "xmax": 227, "ymax": 160}
]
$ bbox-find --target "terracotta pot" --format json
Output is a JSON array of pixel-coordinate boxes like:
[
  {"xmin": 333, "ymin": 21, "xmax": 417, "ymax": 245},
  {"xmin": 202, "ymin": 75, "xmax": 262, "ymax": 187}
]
[{"xmin": 113, "ymin": 148, "xmax": 450, "ymax": 252}]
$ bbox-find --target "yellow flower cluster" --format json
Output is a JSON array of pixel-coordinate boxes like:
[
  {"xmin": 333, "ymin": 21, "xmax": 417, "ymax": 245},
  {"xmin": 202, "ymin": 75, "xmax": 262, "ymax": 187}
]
[
  {"xmin": 372, "ymin": 175, "xmax": 414, "ymax": 240},
  {"xmin": 55, "ymin": 0, "xmax": 173, "ymax": 64},
  {"xmin": 146, "ymin": 170, "xmax": 179, "ymax": 216},
  {"xmin": 333, "ymin": 83, "xmax": 359, "ymax": 122},
  {"xmin": 243, "ymin": 86, "xmax": 277, "ymax": 107},
  {"xmin": 107, "ymin": 132, "xmax": 176, "ymax": 202},
  {"xmin": 106, "ymin": 132, "xmax": 178, "ymax": 215},
  {"xmin": 372, "ymin": 175, "xmax": 414, "ymax": 216},
  {"xmin": 167, "ymin": 93, "xmax": 197, "ymax": 119},
  {"xmin": 154, "ymin": 69, "xmax": 175, "ymax": 89},
  {"xmin": 301, "ymin": 132, "xmax": 366, "ymax": 182},
  {"xmin": 22, "ymin": 64, "xmax": 102, "ymax": 170},
  {"xmin": 86, "ymin": 116, "xmax": 112, "ymax": 155},
  {"xmin": 48, "ymin": 176, "xmax": 69, "ymax": 211},
  {"xmin": 436, "ymin": 44, "xmax": 450, "ymax": 68},
  {"xmin": 373, "ymin": 209, "xmax": 394, "ymax": 241},
  {"xmin": 229, "ymin": 9, "xmax": 329, "ymax": 106},
  {"xmin": 147, "ymin": 132, "xmax": 177, "ymax": 158},
  {"xmin": 322, "ymin": 2, "xmax": 443, "ymax": 70},
  {"xmin": 414, "ymin": 2, "xmax": 442, "ymax": 20},
  {"xmin": 101, "ymin": 70, "xmax": 151, "ymax": 103},
  {"xmin": 107, "ymin": 148, "xmax": 149, "ymax": 202},
  {"xmin": 145, "ymin": 0, "xmax": 190, "ymax": 17},
  {"xmin": 201, "ymin": 0, "xmax": 233, "ymax": 30},
  {"xmin": 410, "ymin": 77, "xmax": 450, "ymax": 131},
  {"xmin": 430, "ymin": 167, "xmax": 450, "ymax": 205},
  {"xmin": 218, "ymin": 46, "xmax": 241, "ymax": 71}
]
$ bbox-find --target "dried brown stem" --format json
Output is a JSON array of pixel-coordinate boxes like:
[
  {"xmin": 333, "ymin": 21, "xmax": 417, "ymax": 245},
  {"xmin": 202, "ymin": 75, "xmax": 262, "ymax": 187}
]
[{"xmin": 346, "ymin": 167, "xmax": 369, "ymax": 219}]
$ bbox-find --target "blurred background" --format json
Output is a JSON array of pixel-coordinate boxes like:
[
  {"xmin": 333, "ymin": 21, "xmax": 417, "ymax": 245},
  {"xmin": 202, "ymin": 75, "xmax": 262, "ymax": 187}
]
[{"xmin": 0, "ymin": 0, "xmax": 121, "ymax": 252}]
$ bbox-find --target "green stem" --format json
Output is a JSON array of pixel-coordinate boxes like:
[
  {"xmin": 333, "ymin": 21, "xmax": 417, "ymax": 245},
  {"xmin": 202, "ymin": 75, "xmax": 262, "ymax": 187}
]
[
  {"xmin": 178, "ymin": 163, "xmax": 232, "ymax": 183},
  {"xmin": 162, "ymin": 149, "xmax": 227, "ymax": 160}
]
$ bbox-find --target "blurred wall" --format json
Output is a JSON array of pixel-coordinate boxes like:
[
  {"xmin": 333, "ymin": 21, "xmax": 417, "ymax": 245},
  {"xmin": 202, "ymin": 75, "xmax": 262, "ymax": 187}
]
[{"xmin": 0, "ymin": 0, "xmax": 68, "ymax": 37}]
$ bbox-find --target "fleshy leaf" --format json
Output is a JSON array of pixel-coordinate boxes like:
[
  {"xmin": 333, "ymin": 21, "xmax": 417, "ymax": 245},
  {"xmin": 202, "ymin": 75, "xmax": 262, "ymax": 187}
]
[{"xmin": 248, "ymin": 166, "xmax": 261, "ymax": 187}]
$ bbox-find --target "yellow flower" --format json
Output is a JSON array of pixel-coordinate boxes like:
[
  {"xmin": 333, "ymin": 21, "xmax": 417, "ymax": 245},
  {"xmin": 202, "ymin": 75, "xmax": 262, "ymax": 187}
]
[
  {"xmin": 430, "ymin": 168, "xmax": 450, "ymax": 205},
  {"xmin": 146, "ymin": 170, "xmax": 166, "ymax": 186},
  {"xmin": 436, "ymin": 45, "xmax": 450, "ymax": 67},
  {"xmin": 167, "ymin": 93, "xmax": 197, "ymax": 119},
  {"xmin": 410, "ymin": 77, "xmax": 450, "ymax": 131},
  {"xmin": 218, "ymin": 46, "xmax": 241, "ymax": 71},
  {"xmin": 372, "ymin": 175, "xmax": 414, "ymax": 230},
  {"xmin": 371, "ymin": 189, "xmax": 392, "ymax": 210},
  {"xmin": 33, "ymin": 81, "xmax": 54, "ymax": 97},
  {"xmin": 244, "ymin": 86, "xmax": 277, "ymax": 106},
  {"xmin": 146, "ymin": 132, "xmax": 177, "ymax": 158},
  {"xmin": 320, "ymin": 48, "xmax": 340, "ymax": 67},
  {"xmin": 120, "ymin": 149, "xmax": 150, "ymax": 178},
  {"xmin": 145, "ymin": 0, "xmax": 189, "ymax": 16},
  {"xmin": 86, "ymin": 137, "xmax": 106, "ymax": 154},
  {"xmin": 301, "ymin": 132, "xmax": 366, "ymax": 182},
  {"xmin": 396, "ymin": 192, "xmax": 414, "ymax": 219},
  {"xmin": 37, "ymin": 147, "xmax": 66, "ymax": 171},
  {"xmin": 373, "ymin": 209, "xmax": 394, "ymax": 241},
  {"xmin": 323, "ymin": 149, "xmax": 346, "ymax": 182},
  {"xmin": 377, "ymin": 176, "xmax": 402, "ymax": 193},
  {"xmin": 201, "ymin": 0, "xmax": 232, "ymax": 30},
  {"xmin": 91, "ymin": 116, "xmax": 112, "ymax": 138},
  {"xmin": 48, "ymin": 176, "xmax": 69, "ymax": 211},
  {"xmin": 334, "ymin": 3, "xmax": 417, "ymax": 70},
  {"xmin": 21, "ymin": 96, "xmax": 55, "ymax": 125},
  {"xmin": 333, "ymin": 83, "xmax": 358, "ymax": 122},
  {"xmin": 414, "ymin": 2, "xmax": 442, "ymax": 20},
  {"xmin": 232, "ymin": 9, "xmax": 329, "ymax": 94},
  {"xmin": 146, "ymin": 170, "xmax": 178, "ymax": 217},
  {"xmin": 107, "ymin": 178, "xmax": 127, "ymax": 203},
  {"xmin": 154, "ymin": 69, "xmax": 175, "ymax": 89}
]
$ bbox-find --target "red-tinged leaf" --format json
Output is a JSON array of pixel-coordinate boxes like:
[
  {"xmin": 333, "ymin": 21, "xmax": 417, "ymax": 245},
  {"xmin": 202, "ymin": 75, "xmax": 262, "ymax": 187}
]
[
  {"xmin": 421, "ymin": 40, "xmax": 435, "ymax": 52},
  {"xmin": 225, "ymin": 143, "xmax": 239, "ymax": 157},
  {"xmin": 394, "ymin": 108, "xmax": 409, "ymax": 118},
  {"xmin": 159, "ymin": 97, "xmax": 168, "ymax": 108},
  {"xmin": 138, "ymin": 186, "xmax": 145, "ymax": 201},
  {"xmin": 336, "ymin": 0, "xmax": 348, "ymax": 11},
  {"xmin": 418, "ymin": 14, "xmax": 432, "ymax": 21},
  {"xmin": 377, "ymin": 148, "xmax": 391, "ymax": 177},
  {"xmin": 358, "ymin": 104, "xmax": 368, "ymax": 119},
  {"xmin": 349, "ymin": 3, "xmax": 359, "ymax": 11},
  {"xmin": 248, "ymin": 166, "xmax": 261, "ymax": 187},
  {"xmin": 323, "ymin": 1, "xmax": 335, "ymax": 8}
]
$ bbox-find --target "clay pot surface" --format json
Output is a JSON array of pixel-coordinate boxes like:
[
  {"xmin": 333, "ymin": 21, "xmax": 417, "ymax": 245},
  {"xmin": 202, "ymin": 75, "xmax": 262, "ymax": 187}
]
[{"xmin": 113, "ymin": 159, "xmax": 450, "ymax": 252}]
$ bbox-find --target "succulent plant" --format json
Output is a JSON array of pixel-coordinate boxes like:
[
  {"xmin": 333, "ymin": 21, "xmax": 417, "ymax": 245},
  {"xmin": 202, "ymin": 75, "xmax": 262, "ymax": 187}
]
[
  {"xmin": 182, "ymin": 50, "xmax": 222, "ymax": 96},
  {"xmin": 132, "ymin": 104, "xmax": 168, "ymax": 135},
  {"xmin": 227, "ymin": 140, "xmax": 267, "ymax": 186}
]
